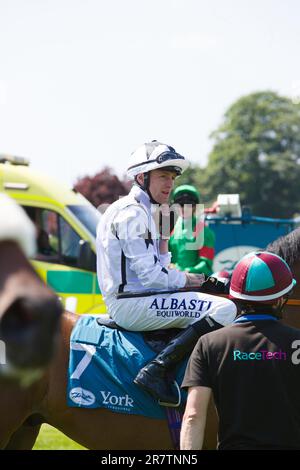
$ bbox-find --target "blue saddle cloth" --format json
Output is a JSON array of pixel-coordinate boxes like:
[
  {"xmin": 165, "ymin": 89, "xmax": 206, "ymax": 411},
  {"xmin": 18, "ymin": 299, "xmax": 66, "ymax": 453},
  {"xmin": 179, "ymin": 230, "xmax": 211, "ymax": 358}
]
[{"xmin": 67, "ymin": 315, "xmax": 187, "ymax": 419}]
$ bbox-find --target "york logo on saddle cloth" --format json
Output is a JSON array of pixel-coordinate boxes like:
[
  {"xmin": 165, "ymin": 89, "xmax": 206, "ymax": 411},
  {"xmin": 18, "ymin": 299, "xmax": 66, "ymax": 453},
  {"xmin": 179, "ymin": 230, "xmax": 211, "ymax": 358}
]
[
  {"xmin": 69, "ymin": 388, "xmax": 134, "ymax": 409},
  {"xmin": 100, "ymin": 391, "xmax": 134, "ymax": 408},
  {"xmin": 69, "ymin": 387, "xmax": 96, "ymax": 406}
]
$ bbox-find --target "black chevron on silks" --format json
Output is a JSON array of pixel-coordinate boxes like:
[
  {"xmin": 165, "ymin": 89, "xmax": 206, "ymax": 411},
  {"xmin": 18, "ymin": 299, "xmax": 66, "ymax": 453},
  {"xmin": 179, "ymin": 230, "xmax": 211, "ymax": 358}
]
[
  {"xmin": 138, "ymin": 229, "xmax": 154, "ymax": 249},
  {"xmin": 111, "ymin": 224, "xmax": 119, "ymax": 239},
  {"xmin": 118, "ymin": 250, "xmax": 127, "ymax": 293}
]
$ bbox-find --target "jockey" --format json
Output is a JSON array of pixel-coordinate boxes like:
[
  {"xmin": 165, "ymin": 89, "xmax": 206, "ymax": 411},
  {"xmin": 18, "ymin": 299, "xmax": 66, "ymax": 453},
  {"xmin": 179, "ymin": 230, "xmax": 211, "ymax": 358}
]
[
  {"xmin": 96, "ymin": 140, "xmax": 237, "ymax": 406},
  {"xmin": 169, "ymin": 184, "xmax": 215, "ymax": 276}
]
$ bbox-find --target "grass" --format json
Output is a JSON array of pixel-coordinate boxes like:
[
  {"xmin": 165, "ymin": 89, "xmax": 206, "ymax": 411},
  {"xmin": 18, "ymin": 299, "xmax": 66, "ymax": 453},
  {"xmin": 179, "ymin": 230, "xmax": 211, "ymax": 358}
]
[{"xmin": 33, "ymin": 424, "xmax": 86, "ymax": 450}]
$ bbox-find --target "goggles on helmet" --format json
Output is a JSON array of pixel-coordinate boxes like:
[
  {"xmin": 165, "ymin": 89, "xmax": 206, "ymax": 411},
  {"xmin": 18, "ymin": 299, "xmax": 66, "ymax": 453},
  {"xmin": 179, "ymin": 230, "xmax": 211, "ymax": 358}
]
[{"xmin": 127, "ymin": 151, "xmax": 185, "ymax": 172}]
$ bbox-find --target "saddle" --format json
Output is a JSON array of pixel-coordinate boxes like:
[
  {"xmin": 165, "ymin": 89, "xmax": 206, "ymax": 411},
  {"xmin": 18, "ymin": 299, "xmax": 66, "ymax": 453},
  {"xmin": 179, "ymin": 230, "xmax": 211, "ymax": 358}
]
[{"xmin": 96, "ymin": 316, "xmax": 181, "ymax": 353}]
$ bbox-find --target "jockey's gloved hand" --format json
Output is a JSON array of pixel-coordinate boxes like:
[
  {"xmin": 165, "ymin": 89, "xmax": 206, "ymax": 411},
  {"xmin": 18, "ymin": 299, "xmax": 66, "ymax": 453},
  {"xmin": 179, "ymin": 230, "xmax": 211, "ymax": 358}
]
[
  {"xmin": 185, "ymin": 272, "xmax": 206, "ymax": 287},
  {"xmin": 201, "ymin": 276, "xmax": 230, "ymax": 294}
]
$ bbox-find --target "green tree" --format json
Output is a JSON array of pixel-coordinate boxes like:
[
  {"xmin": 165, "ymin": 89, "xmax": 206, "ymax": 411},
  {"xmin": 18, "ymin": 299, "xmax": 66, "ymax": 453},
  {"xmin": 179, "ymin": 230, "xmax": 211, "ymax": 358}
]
[
  {"xmin": 173, "ymin": 165, "xmax": 203, "ymax": 188},
  {"xmin": 173, "ymin": 165, "xmax": 211, "ymax": 203},
  {"xmin": 202, "ymin": 91, "xmax": 300, "ymax": 217}
]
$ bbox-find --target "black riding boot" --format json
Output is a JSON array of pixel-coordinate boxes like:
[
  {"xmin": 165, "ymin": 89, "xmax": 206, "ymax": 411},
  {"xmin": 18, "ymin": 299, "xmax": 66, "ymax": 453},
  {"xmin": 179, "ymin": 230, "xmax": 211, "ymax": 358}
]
[{"xmin": 134, "ymin": 316, "xmax": 222, "ymax": 406}]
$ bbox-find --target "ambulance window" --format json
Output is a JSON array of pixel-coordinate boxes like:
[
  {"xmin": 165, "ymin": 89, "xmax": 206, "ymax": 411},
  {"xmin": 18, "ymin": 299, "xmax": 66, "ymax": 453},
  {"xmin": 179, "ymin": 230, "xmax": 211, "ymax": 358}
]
[
  {"xmin": 59, "ymin": 216, "xmax": 81, "ymax": 267},
  {"xmin": 23, "ymin": 206, "xmax": 81, "ymax": 267},
  {"xmin": 67, "ymin": 204, "xmax": 100, "ymax": 238},
  {"xmin": 42, "ymin": 211, "xmax": 59, "ymax": 255},
  {"xmin": 22, "ymin": 207, "xmax": 60, "ymax": 262}
]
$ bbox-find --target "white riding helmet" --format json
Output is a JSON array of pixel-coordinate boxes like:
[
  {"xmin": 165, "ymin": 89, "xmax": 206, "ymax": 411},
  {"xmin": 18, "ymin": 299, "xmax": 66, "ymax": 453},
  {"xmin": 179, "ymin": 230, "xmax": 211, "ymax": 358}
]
[{"xmin": 127, "ymin": 140, "xmax": 190, "ymax": 179}]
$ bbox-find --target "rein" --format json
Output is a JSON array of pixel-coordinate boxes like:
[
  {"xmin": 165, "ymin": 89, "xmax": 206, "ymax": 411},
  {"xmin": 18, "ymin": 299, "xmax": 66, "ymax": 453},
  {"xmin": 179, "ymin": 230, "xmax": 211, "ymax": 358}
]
[{"xmin": 286, "ymin": 299, "xmax": 300, "ymax": 306}]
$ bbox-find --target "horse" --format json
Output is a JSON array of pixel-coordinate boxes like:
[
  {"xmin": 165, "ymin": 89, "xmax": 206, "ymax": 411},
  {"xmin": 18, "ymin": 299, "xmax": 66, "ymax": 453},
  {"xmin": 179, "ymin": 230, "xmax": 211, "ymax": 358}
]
[
  {"xmin": 266, "ymin": 230, "xmax": 300, "ymax": 329},
  {"xmin": 2, "ymin": 229, "xmax": 300, "ymax": 450},
  {"xmin": 0, "ymin": 194, "xmax": 62, "ymax": 382}
]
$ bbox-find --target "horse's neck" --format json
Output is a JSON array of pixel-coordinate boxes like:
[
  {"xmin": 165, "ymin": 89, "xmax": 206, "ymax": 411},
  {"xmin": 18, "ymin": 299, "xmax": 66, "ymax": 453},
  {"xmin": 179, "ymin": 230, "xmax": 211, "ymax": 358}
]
[
  {"xmin": 62, "ymin": 310, "xmax": 78, "ymax": 337},
  {"xmin": 34, "ymin": 311, "xmax": 76, "ymax": 414}
]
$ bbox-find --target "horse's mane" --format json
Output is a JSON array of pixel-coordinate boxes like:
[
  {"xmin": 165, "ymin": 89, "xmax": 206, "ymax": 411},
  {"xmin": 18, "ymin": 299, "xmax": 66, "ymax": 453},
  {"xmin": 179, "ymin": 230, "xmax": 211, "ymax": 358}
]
[{"xmin": 266, "ymin": 228, "xmax": 300, "ymax": 267}]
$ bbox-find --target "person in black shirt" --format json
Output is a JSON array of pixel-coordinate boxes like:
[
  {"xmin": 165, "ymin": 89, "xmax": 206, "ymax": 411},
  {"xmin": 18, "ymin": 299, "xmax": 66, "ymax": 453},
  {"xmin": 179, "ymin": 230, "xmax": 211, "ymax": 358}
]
[{"xmin": 181, "ymin": 251, "xmax": 300, "ymax": 450}]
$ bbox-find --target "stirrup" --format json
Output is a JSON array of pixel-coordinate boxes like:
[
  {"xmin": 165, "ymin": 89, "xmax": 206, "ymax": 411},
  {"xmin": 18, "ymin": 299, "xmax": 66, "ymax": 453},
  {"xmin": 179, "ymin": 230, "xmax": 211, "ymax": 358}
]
[{"xmin": 158, "ymin": 381, "xmax": 181, "ymax": 408}]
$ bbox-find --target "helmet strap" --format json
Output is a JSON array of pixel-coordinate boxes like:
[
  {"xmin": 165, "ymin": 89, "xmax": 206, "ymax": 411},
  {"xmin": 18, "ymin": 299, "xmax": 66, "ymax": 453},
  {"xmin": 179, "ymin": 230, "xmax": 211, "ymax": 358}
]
[
  {"xmin": 135, "ymin": 173, "xmax": 160, "ymax": 205},
  {"xmin": 134, "ymin": 173, "xmax": 149, "ymax": 192},
  {"xmin": 144, "ymin": 172, "xmax": 150, "ymax": 191}
]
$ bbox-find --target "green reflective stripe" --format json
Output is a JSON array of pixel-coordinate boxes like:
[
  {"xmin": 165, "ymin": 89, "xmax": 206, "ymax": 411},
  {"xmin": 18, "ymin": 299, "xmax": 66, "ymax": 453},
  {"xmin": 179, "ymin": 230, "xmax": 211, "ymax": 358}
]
[
  {"xmin": 47, "ymin": 271, "xmax": 93, "ymax": 294},
  {"xmin": 95, "ymin": 281, "xmax": 101, "ymax": 294}
]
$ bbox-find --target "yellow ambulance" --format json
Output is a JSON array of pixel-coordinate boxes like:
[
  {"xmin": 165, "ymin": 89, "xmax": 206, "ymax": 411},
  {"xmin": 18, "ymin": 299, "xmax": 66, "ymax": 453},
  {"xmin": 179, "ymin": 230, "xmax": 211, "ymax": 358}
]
[{"xmin": 0, "ymin": 155, "xmax": 106, "ymax": 314}]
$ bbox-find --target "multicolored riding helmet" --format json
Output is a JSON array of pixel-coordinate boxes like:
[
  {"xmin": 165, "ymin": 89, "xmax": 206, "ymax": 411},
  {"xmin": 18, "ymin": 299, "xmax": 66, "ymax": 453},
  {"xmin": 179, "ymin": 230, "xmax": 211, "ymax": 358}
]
[{"xmin": 229, "ymin": 251, "xmax": 296, "ymax": 302}]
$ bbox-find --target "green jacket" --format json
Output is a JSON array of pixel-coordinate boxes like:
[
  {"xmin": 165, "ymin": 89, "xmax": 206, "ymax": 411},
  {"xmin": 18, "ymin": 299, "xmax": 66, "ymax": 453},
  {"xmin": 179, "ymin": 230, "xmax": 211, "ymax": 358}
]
[{"xmin": 169, "ymin": 215, "xmax": 215, "ymax": 276}]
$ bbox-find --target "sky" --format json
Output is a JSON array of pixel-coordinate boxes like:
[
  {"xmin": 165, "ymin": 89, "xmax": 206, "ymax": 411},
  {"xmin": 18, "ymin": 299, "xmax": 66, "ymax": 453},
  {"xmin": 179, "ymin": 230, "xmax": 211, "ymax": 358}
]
[{"xmin": 0, "ymin": 0, "xmax": 300, "ymax": 188}]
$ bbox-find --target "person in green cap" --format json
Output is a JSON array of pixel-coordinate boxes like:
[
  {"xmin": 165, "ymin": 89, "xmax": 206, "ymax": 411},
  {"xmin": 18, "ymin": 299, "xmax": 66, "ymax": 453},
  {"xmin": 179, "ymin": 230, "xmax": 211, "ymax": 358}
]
[{"xmin": 169, "ymin": 185, "xmax": 215, "ymax": 276}]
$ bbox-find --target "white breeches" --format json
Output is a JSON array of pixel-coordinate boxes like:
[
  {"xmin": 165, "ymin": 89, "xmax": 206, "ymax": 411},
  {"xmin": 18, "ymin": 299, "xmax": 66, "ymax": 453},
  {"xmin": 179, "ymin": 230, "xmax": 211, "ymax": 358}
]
[{"xmin": 107, "ymin": 291, "xmax": 237, "ymax": 331}]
